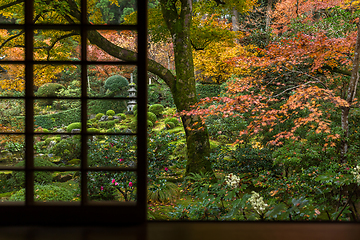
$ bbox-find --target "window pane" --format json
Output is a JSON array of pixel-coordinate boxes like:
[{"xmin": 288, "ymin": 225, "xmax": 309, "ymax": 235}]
[
  {"xmin": 0, "ymin": 170, "xmax": 24, "ymax": 203},
  {"xmin": 87, "ymin": 0, "xmax": 137, "ymax": 25},
  {"xmin": 88, "ymin": 171, "xmax": 136, "ymax": 202},
  {"xmin": 87, "ymin": 30, "xmax": 137, "ymax": 62},
  {"xmin": 34, "ymin": 171, "xmax": 80, "ymax": 202},
  {"xmin": 88, "ymin": 135, "xmax": 136, "ymax": 168},
  {"xmin": 0, "ymin": 134, "xmax": 24, "ymax": 166},
  {"xmin": 0, "ymin": 99, "xmax": 25, "ymax": 133},
  {"xmin": 33, "ymin": 30, "xmax": 80, "ymax": 61},
  {"xmin": 0, "ymin": 64, "xmax": 25, "ymax": 94},
  {"xmin": 34, "ymin": 0, "xmax": 81, "ymax": 25},
  {"xmin": 0, "ymin": 29, "xmax": 25, "ymax": 60}
]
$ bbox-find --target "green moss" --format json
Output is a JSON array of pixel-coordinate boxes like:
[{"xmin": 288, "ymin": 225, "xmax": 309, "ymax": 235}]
[
  {"xmin": 148, "ymin": 112, "xmax": 157, "ymax": 125},
  {"xmin": 106, "ymin": 110, "xmax": 115, "ymax": 116},
  {"xmin": 95, "ymin": 113, "xmax": 104, "ymax": 120},
  {"xmin": 149, "ymin": 104, "xmax": 165, "ymax": 117},
  {"xmin": 66, "ymin": 122, "xmax": 81, "ymax": 133}
]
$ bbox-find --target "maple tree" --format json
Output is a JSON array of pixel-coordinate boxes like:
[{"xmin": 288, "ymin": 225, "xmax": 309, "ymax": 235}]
[{"xmin": 184, "ymin": 0, "xmax": 360, "ymax": 166}]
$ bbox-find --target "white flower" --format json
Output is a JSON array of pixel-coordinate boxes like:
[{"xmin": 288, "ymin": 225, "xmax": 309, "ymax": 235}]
[
  {"xmin": 351, "ymin": 165, "xmax": 360, "ymax": 185},
  {"xmin": 225, "ymin": 173, "xmax": 240, "ymax": 188},
  {"xmin": 249, "ymin": 191, "xmax": 268, "ymax": 215}
]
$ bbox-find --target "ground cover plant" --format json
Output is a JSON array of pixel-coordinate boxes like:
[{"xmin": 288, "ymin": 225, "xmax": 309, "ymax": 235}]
[{"xmin": 0, "ymin": 0, "xmax": 360, "ymax": 222}]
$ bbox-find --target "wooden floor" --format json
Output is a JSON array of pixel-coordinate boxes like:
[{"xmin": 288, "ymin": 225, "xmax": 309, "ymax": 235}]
[{"xmin": 0, "ymin": 222, "xmax": 359, "ymax": 240}]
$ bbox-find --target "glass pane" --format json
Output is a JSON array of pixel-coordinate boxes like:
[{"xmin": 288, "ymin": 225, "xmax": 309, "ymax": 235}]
[
  {"xmin": 34, "ymin": 64, "xmax": 81, "ymax": 91},
  {"xmin": 0, "ymin": 170, "xmax": 24, "ymax": 203},
  {"xmin": 88, "ymin": 135, "xmax": 136, "ymax": 168},
  {"xmin": 0, "ymin": 99, "xmax": 25, "ymax": 133},
  {"xmin": 0, "ymin": 29, "xmax": 25, "ymax": 60},
  {"xmin": 33, "ymin": 30, "xmax": 80, "ymax": 61},
  {"xmin": 34, "ymin": 171, "xmax": 80, "ymax": 202},
  {"xmin": 34, "ymin": 134, "xmax": 80, "ymax": 167},
  {"xmin": 88, "ymin": 171, "xmax": 136, "ymax": 202},
  {"xmin": 87, "ymin": 30, "xmax": 137, "ymax": 61},
  {"xmin": 34, "ymin": 99, "xmax": 81, "ymax": 132},
  {"xmin": 87, "ymin": 0, "xmax": 137, "ymax": 25},
  {"xmin": 0, "ymin": 2, "xmax": 24, "ymax": 24},
  {"xmin": 87, "ymin": 65, "xmax": 137, "ymax": 98},
  {"xmin": 0, "ymin": 64, "xmax": 25, "ymax": 95},
  {"xmin": 34, "ymin": 0, "xmax": 81, "ymax": 25},
  {"xmin": 0, "ymin": 134, "xmax": 24, "ymax": 167}
]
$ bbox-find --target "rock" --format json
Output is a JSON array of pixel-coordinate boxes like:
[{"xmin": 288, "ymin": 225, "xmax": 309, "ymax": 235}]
[
  {"xmin": 55, "ymin": 129, "xmax": 66, "ymax": 133},
  {"xmin": 99, "ymin": 115, "xmax": 109, "ymax": 122},
  {"xmin": 71, "ymin": 129, "xmax": 81, "ymax": 133},
  {"xmin": 48, "ymin": 141, "xmax": 57, "ymax": 149}
]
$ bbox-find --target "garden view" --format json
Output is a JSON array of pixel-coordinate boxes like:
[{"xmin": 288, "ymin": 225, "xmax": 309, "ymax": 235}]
[{"xmin": 0, "ymin": 0, "xmax": 360, "ymax": 221}]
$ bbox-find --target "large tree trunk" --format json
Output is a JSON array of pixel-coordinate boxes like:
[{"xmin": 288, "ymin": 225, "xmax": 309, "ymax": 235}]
[
  {"xmin": 341, "ymin": 20, "xmax": 360, "ymax": 163},
  {"xmin": 160, "ymin": 0, "xmax": 213, "ymax": 175}
]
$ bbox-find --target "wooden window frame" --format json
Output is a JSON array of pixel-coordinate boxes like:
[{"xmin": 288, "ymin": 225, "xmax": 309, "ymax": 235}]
[{"xmin": 0, "ymin": 0, "xmax": 148, "ymax": 226}]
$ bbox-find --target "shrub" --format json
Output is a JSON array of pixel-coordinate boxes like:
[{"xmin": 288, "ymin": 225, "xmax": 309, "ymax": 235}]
[
  {"xmin": 148, "ymin": 180, "xmax": 179, "ymax": 203},
  {"xmin": 95, "ymin": 113, "xmax": 104, "ymax": 120},
  {"xmin": 149, "ymin": 104, "xmax": 165, "ymax": 117},
  {"xmin": 9, "ymin": 184, "xmax": 75, "ymax": 201},
  {"xmin": 50, "ymin": 137, "xmax": 81, "ymax": 163},
  {"xmin": 148, "ymin": 120, "xmax": 153, "ymax": 129},
  {"xmin": 106, "ymin": 110, "xmax": 115, "ymax": 116},
  {"xmin": 148, "ymin": 112, "xmax": 157, "ymax": 125},
  {"xmin": 99, "ymin": 120, "xmax": 115, "ymax": 129},
  {"xmin": 104, "ymin": 75, "xmax": 129, "ymax": 93},
  {"xmin": 114, "ymin": 119, "xmax": 120, "ymax": 123},
  {"xmin": 165, "ymin": 117, "xmax": 179, "ymax": 127},
  {"xmin": 196, "ymin": 83, "xmax": 221, "ymax": 100},
  {"xmin": 130, "ymin": 120, "xmax": 137, "ymax": 132},
  {"xmin": 165, "ymin": 122, "xmax": 175, "ymax": 129},
  {"xmin": 87, "ymin": 128, "xmax": 100, "ymax": 133},
  {"xmin": 108, "ymin": 116, "xmax": 114, "ymax": 120},
  {"xmin": 35, "ymin": 83, "xmax": 65, "ymax": 105},
  {"xmin": 116, "ymin": 113, "xmax": 126, "ymax": 120},
  {"xmin": 12, "ymin": 157, "xmax": 56, "ymax": 187},
  {"xmin": 66, "ymin": 122, "xmax": 81, "ymax": 133}
]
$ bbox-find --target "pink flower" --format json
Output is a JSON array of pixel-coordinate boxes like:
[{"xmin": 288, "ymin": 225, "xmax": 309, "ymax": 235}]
[
  {"xmin": 105, "ymin": 156, "xmax": 108, "ymax": 159},
  {"xmin": 165, "ymin": 167, "xmax": 169, "ymax": 172},
  {"xmin": 115, "ymin": 182, "xmax": 118, "ymax": 186},
  {"xmin": 100, "ymin": 186, "xmax": 104, "ymax": 191},
  {"xmin": 112, "ymin": 179, "xmax": 115, "ymax": 184},
  {"xmin": 119, "ymin": 158, "xmax": 123, "ymax": 162},
  {"xmin": 129, "ymin": 182, "xmax": 133, "ymax": 187}
]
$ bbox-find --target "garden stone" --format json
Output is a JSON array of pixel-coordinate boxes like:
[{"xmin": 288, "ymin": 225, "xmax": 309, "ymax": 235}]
[
  {"xmin": 48, "ymin": 141, "xmax": 56, "ymax": 149},
  {"xmin": 55, "ymin": 129, "xmax": 66, "ymax": 133},
  {"xmin": 71, "ymin": 129, "xmax": 81, "ymax": 133},
  {"xmin": 99, "ymin": 115, "xmax": 109, "ymax": 122}
]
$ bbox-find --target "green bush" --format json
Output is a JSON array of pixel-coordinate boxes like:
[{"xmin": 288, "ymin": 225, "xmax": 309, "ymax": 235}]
[
  {"xmin": 87, "ymin": 128, "xmax": 100, "ymax": 133},
  {"xmin": 104, "ymin": 75, "xmax": 129, "ymax": 93},
  {"xmin": 99, "ymin": 120, "xmax": 115, "ymax": 129},
  {"xmin": 50, "ymin": 137, "xmax": 81, "ymax": 163},
  {"xmin": 106, "ymin": 110, "xmax": 115, "ymax": 116},
  {"xmin": 148, "ymin": 112, "xmax": 157, "ymax": 125},
  {"xmin": 149, "ymin": 104, "xmax": 165, "ymax": 117},
  {"xmin": 44, "ymin": 137, "xmax": 61, "ymax": 145},
  {"xmin": 35, "ymin": 83, "xmax": 65, "ymax": 105},
  {"xmin": 95, "ymin": 113, "xmax": 104, "ymax": 120},
  {"xmin": 114, "ymin": 118, "xmax": 119, "ymax": 123},
  {"xmin": 66, "ymin": 122, "xmax": 81, "ymax": 133},
  {"xmin": 148, "ymin": 120, "xmax": 154, "ymax": 129},
  {"xmin": 130, "ymin": 120, "xmax": 137, "ymax": 132},
  {"xmin": 116, "ymin": 113, "xmax": 126, "ymax": 120},
  {"xmin": 165, "ymin": 118, "xmax": 179, "ymax": 127},
  {"xmin": 165, "ymin": 122, "xmax": 175, "ymax": 129},
  {"xmin": 9, "ymin": 184, "xmax": 75, "ymax": 201},
  {"xmin": 12, "ymin": 157, "xmax": 56, "ymax": 187}
]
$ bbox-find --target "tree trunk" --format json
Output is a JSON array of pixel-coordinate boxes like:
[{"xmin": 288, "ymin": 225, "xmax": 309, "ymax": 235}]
[
  {"xmin": 232, "ymin": 8, "xmax": 239, "ymax": 43},
  {"xmin": 265, "ymin": 0, "xmax": 273, "ymax": 31},
  {"xmin": 341, "ymin": 20, "xmax": 360, "ymax": 163},
  {"xmin": 160, "ymin": 0, "xmax": 213, "ymax": 175}
]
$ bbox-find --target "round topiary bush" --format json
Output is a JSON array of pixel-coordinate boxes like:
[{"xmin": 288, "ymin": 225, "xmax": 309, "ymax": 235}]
[
  {"xmin": 165, "ymin": 118, "xmax": 179, "ymax": 127},
  {"xmin": 98, "ymin": 120, "xmax": 115, "ymax": 129},
  {"xmin": 12, "ymin": 157, "xmax": 56, "ymax": 187},
  {"xmin": 149, "ymin": 104, "xmax": 165, "ymax": 117},
  {"xmin": 116, "ymin": 113, "xmax": 126, "ymax": 120},
  {"xmin": 108, "ymin": 116, "xmax": 114, "ymax": 120},
  {"xmin": 106, "ymin": 110, "xmax": 115, "ymax": 116},
  {"xmin": 9, "ymin": 184, "xmax": 75, "ymax": 202},
  {"xmin": 104, "ymin": 75, "xmax": 129, "ymax": 93},
  {"xmin": 50, "ymin": 137, "xmax": 81, "ymax": 163},
  {"xmin": 147, "ymin": 112, "xmax": 157, "ymax": 125},
  {"xmin": 95, "ymin": 113, "xmax": 104, "ymax": 120},
  {"xmin": 36, "ymin": 83, "xmax": 65, "ymax": 105},
  {"xmin": 165, "ymin": 121, "xmax": 175, "ymax": 129},
  {"xmin": 66, "ymin": 122, "xmax": 81, "ymax": 133}
]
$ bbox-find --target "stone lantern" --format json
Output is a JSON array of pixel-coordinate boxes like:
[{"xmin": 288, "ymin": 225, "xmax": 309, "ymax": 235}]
[{"xmin": 127, "ymin": 73, "xmax": 137, "ymax": 112}]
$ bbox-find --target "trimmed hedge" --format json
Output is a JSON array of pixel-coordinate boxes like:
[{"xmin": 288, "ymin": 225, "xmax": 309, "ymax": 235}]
[
  {"xmin": 148, "ymin": 112, "xmax": 157, "ymax": 125},
  {"xmin": 149, "ymin": 104, "xmax": 164, "ymax": 117}
]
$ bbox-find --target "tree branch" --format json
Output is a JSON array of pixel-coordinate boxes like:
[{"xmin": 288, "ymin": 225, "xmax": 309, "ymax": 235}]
[{"xmin": 0, "ymin": 0, "xmax": 24, "ymax": 11}]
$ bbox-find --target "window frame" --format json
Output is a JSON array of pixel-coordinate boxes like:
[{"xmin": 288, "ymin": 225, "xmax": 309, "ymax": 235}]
[{"xmin": 0, "ymin": 0, "xmax": 148, "ymax": 226}]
